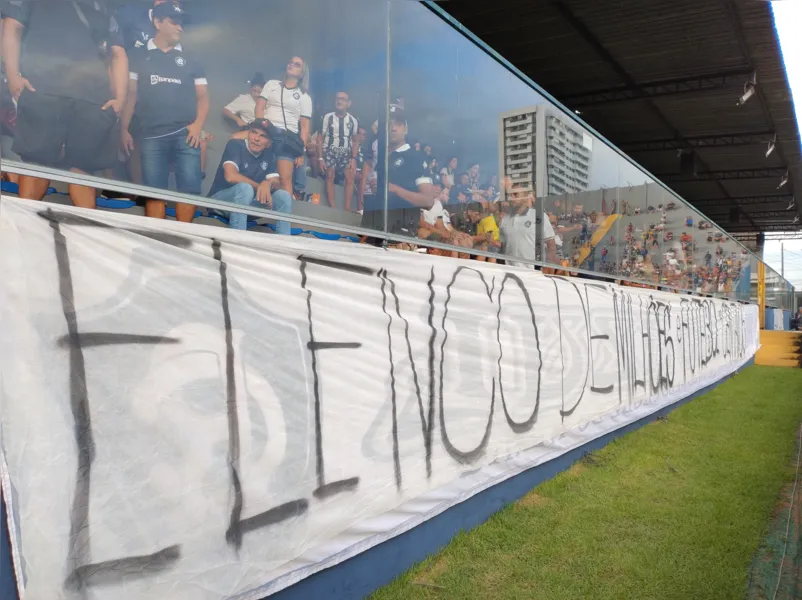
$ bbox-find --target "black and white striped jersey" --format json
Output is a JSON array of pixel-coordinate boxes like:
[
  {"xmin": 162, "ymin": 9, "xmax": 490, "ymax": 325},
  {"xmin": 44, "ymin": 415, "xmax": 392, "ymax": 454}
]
[{"xmin": 321, "ymin": 112, "xmax": 358, "ymax": 151}]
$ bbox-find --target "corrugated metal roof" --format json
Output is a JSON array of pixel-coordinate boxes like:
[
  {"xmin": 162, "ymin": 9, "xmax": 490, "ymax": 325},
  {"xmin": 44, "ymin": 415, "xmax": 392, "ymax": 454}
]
[{"xmin": 437, "ymin": 0, "xmax": 801, "ymax": 233}]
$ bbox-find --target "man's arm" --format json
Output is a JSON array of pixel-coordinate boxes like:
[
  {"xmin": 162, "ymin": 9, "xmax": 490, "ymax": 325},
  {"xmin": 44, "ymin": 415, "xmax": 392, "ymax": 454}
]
[
  {"xmin": 1, "ymin": 17, "xmax": 35, "ymax": 100},
  {"xmin": 545, "ymin": 238, "xmax": 558, "ymax": 263},
  {"xmin": 120, "ymin": 76, "xmax": 137, "ymax": 154},
  {"xmin": 102, "ymin": 46, "xmax": 128, "ymax": 115},
  {"xmin": 186, "ymin": 83, "xmax": 209, "ymax": 148},
  {"xmin": 388, "ymin": 181, "xmax": 435, "ymax": 209},
  {"xmin": 223, "ymin": 96, "xmax": 247, "ymax": 127},
  {"xmin": 254, "ymin": 96, "xmax": 266, "ymax": 120},
  {"xmin": 222, "ymin": 163, "xmax": 260, "ymax": 189}
]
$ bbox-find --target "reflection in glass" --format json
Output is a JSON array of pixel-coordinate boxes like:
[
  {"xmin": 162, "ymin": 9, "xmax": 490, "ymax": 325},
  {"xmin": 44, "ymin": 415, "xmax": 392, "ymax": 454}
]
[
  {"xmin": 0, "ymin": 0, "xmax": 790, "ymax": 302},
  {"xmin": 2, "ymin": 0, "xmax": 390, "ymax": 235}
]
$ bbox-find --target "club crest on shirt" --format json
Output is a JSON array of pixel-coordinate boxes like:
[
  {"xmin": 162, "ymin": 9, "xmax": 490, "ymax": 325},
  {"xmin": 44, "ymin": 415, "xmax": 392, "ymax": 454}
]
[
  {"xmin": 293, "ymin": 92, "xmax": 301, "ymax": 101},
  {"xmin": 244, "ymin": 162, "xmax": 249, "ymax": 169},
  {"xmin": 261, "ymin": 161, "xmax": 268, "ymax": 170},
  {"xmin": 394, "ymin": 158, "xmax": 404, "ymax": 167},
  {"xmin": 175, "ymin": 56, "xmax": 186, "ymax": 67},
  {"xmin": 525, "ymin": 220, "xmax": 532, "ymax": 228}
]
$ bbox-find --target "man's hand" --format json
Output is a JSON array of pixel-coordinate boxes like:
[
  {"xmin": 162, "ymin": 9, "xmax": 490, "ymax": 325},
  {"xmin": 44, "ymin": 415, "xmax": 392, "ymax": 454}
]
[
  {"xmin": 121, "ymin": 130, "xmax": 135, "ymax": 155},
  {"xmin": 8, "ymin": 74, "xmax": 34, "ymax": 101},
  {"xmin": 186, "ymin": 122, "xmax": 203, "ymax": 148},
  {"xmin": 295, "ymin": 154, "xmax": 305, "ymax": 168},
  {"xmin": 388, "ymin": 183, "xmax": 400, "ymax": 194},
  {"xmin": 256, "ymin": 181, "xmax": 273, "ymax": 207},
  {"xmin": 101, "ymin": 98, "xmax": 123, "ymax": 116}
]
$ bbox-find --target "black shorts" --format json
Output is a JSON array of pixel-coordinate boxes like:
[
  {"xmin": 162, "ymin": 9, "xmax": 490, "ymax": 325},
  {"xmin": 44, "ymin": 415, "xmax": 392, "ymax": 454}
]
[
  {"xmin": 13, "ymin": 91, "xmax": 120, "ymax": 172},
  {"xmin": 324, "ymin": 145, "xmax": 351, "ymax": 174}
]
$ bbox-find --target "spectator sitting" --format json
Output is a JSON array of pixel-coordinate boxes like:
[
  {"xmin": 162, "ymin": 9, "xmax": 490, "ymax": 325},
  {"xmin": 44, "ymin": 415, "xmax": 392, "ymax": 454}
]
[
  {"xmin": 121, "ymin": 1, "xmax": 208, "ymax": 223},
  {"xmin": 320, "ymin": 91, "xmax": 359, "ymax": 210},
  {"xmin": 440, "ymin": 156, "xmax": 457, "ymax": 188},
  {"xmin": 466, "ymin": 201, "xmax": 500, "ymax": 263},
  {"xmin": 418, "ymin": 184, "xmax": 472, "ymax": 258},
  {"xmin": 222, "ymin": 74, "xmax": 265, "ymax": 129},
  {"xmin": 468, "ymin": 162, "xmax": 481, "ymax": 190},
  {"xmin": 423, "ymin": 143, "xmax": 433, "ymax": 164},
  {"xmin": 207, "ymin": 118, "xmax": 291, "ymax": 233}
]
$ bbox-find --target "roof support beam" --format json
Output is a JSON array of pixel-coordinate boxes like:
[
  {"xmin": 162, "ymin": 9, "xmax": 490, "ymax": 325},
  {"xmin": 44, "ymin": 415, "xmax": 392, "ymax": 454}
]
[
  {"xmin": 660, "ymin": 168, "xmax": 787, "ymax": 182},
  {"xmin": 563, "ymin": 69, "xmax": 754, "ymax": 107},
  {"xmin": 693, "ymin": 194, "xmax": 793, "ymax": 207},
  {"xmin": 548, "ymin": 0, "xmax": 758, "ymax": 229},
  {"xmin": 620, "ymin": 131, "xmax": 774, "ymax": 153},
  {"xmin": 704, "ymin": 210, "xmax": 795, "ymax": 219}
]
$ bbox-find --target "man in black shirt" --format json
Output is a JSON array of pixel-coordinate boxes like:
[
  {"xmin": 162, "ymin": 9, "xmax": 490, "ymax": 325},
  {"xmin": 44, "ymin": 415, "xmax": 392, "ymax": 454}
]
[
  {"xmin": 120, "ymin": 1, "xmax": 208, "ymax": 223},
  {"xmin": 208, "ymin": 119, "xmax": 292, "ymax": 233},
  {"xmin": 361, "ymin": 104, "xmax": 434, "ymax": 235},
  {"xmin": 1, "ymin": 0, "xmax": 128, "ymax": 208}
]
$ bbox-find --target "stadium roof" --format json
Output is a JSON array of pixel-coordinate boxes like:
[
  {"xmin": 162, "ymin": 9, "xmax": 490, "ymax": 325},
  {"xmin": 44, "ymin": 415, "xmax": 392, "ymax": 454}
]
[{"xmin": 435, "ymin": 0, "xmax": 802, "ymax": 235}]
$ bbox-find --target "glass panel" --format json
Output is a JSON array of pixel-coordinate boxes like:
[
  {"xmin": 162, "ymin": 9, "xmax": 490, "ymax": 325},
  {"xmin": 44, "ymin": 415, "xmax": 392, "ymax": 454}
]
[
  {"xmin": 0, "ymin": 0, "xmax": 778, "ymax": 303},
  {"xmin": 1, "ymin": 0, "xmax": 390, "ymax": 238}
]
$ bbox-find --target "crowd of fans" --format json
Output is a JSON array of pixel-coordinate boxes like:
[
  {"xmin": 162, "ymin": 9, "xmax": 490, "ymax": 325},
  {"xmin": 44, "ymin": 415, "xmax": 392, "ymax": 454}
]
[{"xmin": 0, "ymin": 0, "xmax": 750, "ymax": 294}]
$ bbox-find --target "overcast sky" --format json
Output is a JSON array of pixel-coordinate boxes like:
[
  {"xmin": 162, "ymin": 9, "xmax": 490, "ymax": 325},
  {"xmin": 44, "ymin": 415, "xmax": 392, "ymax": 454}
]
[{"xmin": 766, "ymin": 2, "xmax": 802, "ymax": 289}]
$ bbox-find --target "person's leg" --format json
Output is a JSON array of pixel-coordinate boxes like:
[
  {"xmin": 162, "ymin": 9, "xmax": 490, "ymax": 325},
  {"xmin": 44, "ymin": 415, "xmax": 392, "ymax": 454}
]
[
  {"xmin": 325, "ymin": 166, "xmax": 336, "ymax": 208},
  {"xmin": 139, "ymin": 135, "xmax": 172, "ymax": 219},
  {"xmin": 173, "ymin": 134, "xmax": 202, "ymax": 223},
  {"xmin": 293, "ymin": 157, "xmax": 307, "ymax": 199},
  {"xmin": 270, "ymin": 188, "xmax": 293, "ymax": 235},
  {"xmin": 277, "ymin": 158, "xmax": 294, "ymax": 195},
  {"xmin": 67, "ymin": 169, "xmax": 96, "ymax": 209},
  {"xmin": 211, "ymin": 183, "xmax": 255, "ymax": 230},
  {"xmin": 18, "ymin": 175, "xmax": 51, "ymax": 201},
  {"xmin": 344, "ymin": 162, "xmax": 356, "ymax": 212}
]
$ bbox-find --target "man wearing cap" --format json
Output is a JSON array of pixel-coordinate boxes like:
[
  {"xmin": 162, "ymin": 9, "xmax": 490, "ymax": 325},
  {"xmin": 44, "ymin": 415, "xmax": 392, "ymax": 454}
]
[
  {"xmin": 120, "ymin": 1, "xmax": 208, "ymax": 222},
  {"xmin": 115, "ymin": 0, "xmax": 178, "ymax": 50},
  {"xmin": 500, "ymin": 190, "xmax": 558, "ymax": 269},
  {"xmin": 208, "ymin": 119, "xmax": 292, "ymax": 233},
  {"xmin": 361, "ymin": 104, "xmax": 434, "ymax": 235},
  {"xmin": 1, "ymin": 0, "xmax": 127, "ymax": 208}
]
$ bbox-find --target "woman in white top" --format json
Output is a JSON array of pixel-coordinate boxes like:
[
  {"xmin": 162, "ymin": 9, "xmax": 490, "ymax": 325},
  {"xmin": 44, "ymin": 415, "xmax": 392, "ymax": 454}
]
[
  {"xmin": 255, "ymin": 56, "xmax": 312, "ymax": 196},
  {"xmin": 222, "ymin": 74, "xmax": 265, "ymax": 128}
]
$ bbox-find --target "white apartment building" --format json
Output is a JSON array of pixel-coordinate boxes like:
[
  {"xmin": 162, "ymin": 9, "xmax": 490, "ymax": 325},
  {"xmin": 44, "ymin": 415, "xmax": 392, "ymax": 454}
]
[{"xmin": 499, "ymin": 106, "xmax": 592, "ymax": 199}]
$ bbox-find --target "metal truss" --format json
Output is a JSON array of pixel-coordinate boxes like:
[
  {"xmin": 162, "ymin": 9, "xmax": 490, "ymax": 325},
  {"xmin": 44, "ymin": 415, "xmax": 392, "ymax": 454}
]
[
  {"xmin": 660, "ymin": 168, "xmax": 787, "ymax": 182},
  {"xmin": 563, "ymin": 69, "xmax": 755, "ymax": 107},
  {"xmin": 620, "ymin": 131, "xmax": 775, "ymax": 153},
  {"xmin": 693, "ymin": 195, "xmax": 793, "ymax": 207}
]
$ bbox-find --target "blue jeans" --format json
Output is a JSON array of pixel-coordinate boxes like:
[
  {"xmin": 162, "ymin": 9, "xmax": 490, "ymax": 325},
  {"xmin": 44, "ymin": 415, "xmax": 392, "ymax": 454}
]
[
  {"xmin": 140, "ymin": 130, "xmax": 202, "ymax": 194},
  {"xmin": 211, "ymin": 183, "xmax": 293, "ymax": 234}
]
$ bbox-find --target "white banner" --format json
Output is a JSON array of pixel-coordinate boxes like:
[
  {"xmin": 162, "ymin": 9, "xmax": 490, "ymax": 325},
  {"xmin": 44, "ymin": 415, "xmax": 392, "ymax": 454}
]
[{"xmin": 0, "ymin": 197, "xmax": 758, "ymax": 600}]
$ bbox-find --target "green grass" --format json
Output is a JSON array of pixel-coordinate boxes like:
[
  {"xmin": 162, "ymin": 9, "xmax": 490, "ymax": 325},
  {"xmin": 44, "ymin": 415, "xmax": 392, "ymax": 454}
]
[{"xmin": 372, "ymin": 365, "xmax": 802, "ymax": 600}]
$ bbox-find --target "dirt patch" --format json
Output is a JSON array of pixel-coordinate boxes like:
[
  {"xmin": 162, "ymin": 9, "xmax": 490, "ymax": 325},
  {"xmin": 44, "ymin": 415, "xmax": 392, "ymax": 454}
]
[
  {"xmin": 567, "ymin": 463, "xmax": 587, "ymax": 477},
  {"xmin": 414, "ymin": 556, "xmax": 450, "ymax": 587},
  {"xmin": 518, "ymin": 492, "xmax": 551, "ymax": 509}
]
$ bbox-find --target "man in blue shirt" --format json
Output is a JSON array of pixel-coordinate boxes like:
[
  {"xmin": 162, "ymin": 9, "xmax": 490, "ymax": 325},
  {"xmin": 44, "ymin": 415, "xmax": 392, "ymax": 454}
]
[
  {"xmin": 121, "ymin": 1, "xmax": 207, "ymax": 223},
  {"xmin": 115, "ymin": 0, "xmax": 177, "ymax": 50},
  {"xmin": 208, "ymin": 119, "xmax": 292, "ymax": 233}
]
